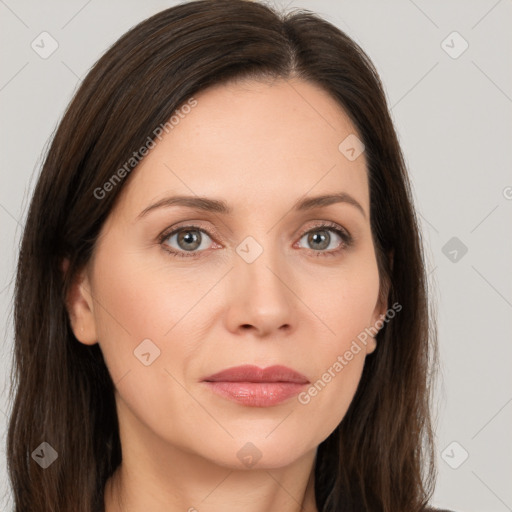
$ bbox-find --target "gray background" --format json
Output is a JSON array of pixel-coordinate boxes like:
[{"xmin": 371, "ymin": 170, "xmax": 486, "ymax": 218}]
[{"xmin": 1, "ymin": 0, "xmax": 511, "ymax": 510}]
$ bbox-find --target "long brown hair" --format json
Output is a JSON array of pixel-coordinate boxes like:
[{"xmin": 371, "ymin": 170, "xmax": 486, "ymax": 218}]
[{"xmin": 7, "ymin": 1, "xmax": 439, "ymax": 510}]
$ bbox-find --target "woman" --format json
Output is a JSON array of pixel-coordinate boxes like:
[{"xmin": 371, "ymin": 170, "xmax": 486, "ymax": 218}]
[{"xmin": 6, "ymin": 1, "xmax": 453, "ymax": 511}]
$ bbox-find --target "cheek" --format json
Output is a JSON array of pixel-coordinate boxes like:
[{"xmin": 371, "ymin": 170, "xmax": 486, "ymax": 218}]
[
  {"xmin": 88, "ymin": 243, "xmax": 202, "ymax": 385},
  {"xmin": 294, "ymin": 258, "xmax": 379, "ymax": 434},
  {"xmin": 88, "ymin": 246, "xmax": 209, "ymax": 442},
  {"xmin": 297, "ymin": 350, "xmax": 366, "ymax": 439},
  {"xmin": 312, "ymin": 254, "xmax": 381, "ymax": 348},
  {"xmin": 296, "ymin": 307, "xmax": 372, "ymax": 443}
]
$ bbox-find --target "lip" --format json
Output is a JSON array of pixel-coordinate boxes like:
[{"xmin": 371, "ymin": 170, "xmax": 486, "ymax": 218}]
[
  {"xmin": 202, "ymin": 365, "xmax": 309, "ymax": 407},
  {"xmin": 203, "ymin": 364, "xmax": 309, "ymax": 384}
]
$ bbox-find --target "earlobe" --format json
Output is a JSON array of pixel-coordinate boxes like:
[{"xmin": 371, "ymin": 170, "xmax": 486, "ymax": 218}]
[
  {"xmin": 62, "ymin": 258, "xmax": 98, "ymax": 346},
  {"xmin": 367, "ymin": 254, "xmax": 393, "ymax": 355},
  {"xmin": 366, "ymin": 305, "xmax": 383, "ymax": 355},
  {"xmin": 366, "ymin": 334, "xmax": 378, "ymax": 354},
  {"xmin": 367, "ymin": 298, "xmax": 388, "ymax": 355}
]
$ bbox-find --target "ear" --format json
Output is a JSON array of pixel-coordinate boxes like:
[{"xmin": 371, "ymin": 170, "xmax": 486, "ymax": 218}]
[
  {"xmin": 62, "ymin": 258, "xmax": 98, "ymax": 345},
  {"xmin": 367, "ymin": 249, "xmax": 394, "ymax": 354}
]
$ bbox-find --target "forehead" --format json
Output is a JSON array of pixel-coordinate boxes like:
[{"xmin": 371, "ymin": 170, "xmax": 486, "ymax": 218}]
[{"xmin": 113, "ymin": 78, "xmax": 369, "ymax": 218}]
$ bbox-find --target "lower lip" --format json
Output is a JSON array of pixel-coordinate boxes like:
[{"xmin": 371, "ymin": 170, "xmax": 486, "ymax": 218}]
[{"xmin": 203, "ymin": 381, "xmax": 308, "ymax": 407}]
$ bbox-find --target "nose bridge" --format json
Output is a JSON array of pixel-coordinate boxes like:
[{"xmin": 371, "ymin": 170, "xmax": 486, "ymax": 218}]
[
  {"xmin": 235, "ymin": 231, "xmax": 286, "ymax": 291},
  {"xmin": 229, "ymin": 230, "xmax": 294, "ymax": 330}
]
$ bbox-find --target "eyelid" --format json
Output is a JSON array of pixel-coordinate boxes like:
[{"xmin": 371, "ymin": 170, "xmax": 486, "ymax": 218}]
[
  {"xmin": 298, "ymin": 220, "xmax": 351, "ymax": 240},
  {"xmin": 157, "ymin": 220, "xmax": 223, "ymax": 246}
]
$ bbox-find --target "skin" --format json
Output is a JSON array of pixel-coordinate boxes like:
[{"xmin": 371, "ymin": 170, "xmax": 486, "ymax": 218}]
[{"xmin": 66, "ymin": 77, "xmax": 389, "ymax": 512}]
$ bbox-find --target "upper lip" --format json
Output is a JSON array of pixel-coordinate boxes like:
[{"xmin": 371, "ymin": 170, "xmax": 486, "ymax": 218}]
[{"xmin": 203, "ymin": 364, "xmax": 309, "ymax": 384}]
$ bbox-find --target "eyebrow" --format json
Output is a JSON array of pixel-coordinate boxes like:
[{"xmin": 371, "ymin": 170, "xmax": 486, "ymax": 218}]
[{"xmin": 137, "ymin": 192, "xmax": 366, "ymax": 219}]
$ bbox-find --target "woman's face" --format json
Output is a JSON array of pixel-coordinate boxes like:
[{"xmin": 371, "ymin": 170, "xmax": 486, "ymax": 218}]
[{"xmin": 69, "ymin": 78, "xmax": 388, "ymax": 470}]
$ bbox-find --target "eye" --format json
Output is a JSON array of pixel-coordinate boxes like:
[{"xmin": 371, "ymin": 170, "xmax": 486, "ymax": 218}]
[
  {"xmin": 160, "ymin": 226, "xmax": 217, "ymax": 258},
  {"xmin": 295, "ymin": 222, "xmax": 352, "ymax": 257},
  {"xmin": 159, "ymin": 221, "xmax": 353, "ymax": 259}
]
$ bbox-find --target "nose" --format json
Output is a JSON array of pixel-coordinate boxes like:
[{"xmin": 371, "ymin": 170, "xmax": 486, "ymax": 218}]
[{"xmin": 224, "ymin": 239, "xmax": 296, "ymax": 338}]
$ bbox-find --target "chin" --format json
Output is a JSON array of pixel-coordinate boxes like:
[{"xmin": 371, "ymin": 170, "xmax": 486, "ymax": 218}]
[{"xmin": 199, "ymin": 435, "xmax": 316, "ymax": 471}]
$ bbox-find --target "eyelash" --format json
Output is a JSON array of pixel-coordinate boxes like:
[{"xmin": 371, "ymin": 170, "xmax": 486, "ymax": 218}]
[{"xmin": 158, "ymin": 221, "xmax": 353, "ymax": 259}]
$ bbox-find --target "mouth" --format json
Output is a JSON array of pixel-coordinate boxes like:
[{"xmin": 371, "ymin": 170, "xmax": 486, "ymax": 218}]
[{"xmin": 202, "ymin": 364, "xmax": 309, "ymax": 407}]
